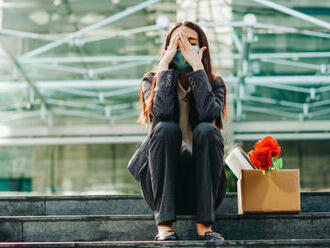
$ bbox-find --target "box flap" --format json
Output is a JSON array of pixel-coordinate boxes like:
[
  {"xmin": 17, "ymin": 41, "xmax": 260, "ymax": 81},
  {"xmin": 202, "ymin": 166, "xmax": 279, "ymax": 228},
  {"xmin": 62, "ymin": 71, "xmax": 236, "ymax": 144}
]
[{"xmin": 237, "ymin": 174, "xmax": 244, "ymax": 215}]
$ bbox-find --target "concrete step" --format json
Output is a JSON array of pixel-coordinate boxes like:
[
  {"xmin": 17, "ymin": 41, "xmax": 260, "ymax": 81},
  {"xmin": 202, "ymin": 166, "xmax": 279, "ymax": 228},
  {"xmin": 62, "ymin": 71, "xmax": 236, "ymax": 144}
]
[
  {"xmin": 0, "ymin": 192, "xmax": 329, "ymax": 216},
  {"xmin": 0, "ymin": 239, "xmax": 330, "ymax": 248},
  {"xmin": 0, "ymin": 212, "xmax": 329, "ymax": 242}
]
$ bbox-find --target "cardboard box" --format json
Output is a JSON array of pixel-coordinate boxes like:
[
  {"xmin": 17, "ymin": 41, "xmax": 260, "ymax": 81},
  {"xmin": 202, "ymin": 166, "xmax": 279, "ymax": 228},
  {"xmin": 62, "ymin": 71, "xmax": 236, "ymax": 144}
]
[{"xmin": 237, "ymin": 169, "xmax": 301, "ymax": 214}]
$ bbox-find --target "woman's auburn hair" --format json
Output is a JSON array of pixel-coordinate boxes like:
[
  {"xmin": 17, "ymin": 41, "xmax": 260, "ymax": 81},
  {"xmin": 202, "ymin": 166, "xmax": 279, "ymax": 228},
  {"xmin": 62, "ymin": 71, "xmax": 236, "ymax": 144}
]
[{"xmin": 136, "ymin": 21, "xmax": 229, "ymax": 130}]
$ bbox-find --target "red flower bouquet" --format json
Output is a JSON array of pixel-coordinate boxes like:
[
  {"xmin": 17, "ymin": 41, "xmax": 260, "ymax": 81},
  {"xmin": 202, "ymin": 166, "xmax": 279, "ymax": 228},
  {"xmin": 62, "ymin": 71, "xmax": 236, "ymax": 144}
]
[{"xmin": 248, "ymin": 136, "xmax": 283, "ymax": 175}]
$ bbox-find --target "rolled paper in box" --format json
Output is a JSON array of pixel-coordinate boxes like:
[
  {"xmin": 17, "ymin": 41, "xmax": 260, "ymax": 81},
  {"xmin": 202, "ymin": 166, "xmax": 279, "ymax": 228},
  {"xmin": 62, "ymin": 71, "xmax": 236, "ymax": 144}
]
[{"xmin": 237, "ymin": 169, "xmax": 301, "ymax": 214}]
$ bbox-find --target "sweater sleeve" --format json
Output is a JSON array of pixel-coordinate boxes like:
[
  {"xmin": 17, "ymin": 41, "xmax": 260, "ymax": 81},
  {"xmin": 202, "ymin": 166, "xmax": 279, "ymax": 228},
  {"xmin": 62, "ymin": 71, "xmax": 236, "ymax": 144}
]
[
  {"xmin": 185, "ymin": 69, "xmax": 225, "ymax": 122},
  {"xmin": 140, "ymin": 69, "xmax": 179, "ymax": 122},
  {"xmin": 150, "ymin": 68, "xmax": 179, "ymax": 121}
]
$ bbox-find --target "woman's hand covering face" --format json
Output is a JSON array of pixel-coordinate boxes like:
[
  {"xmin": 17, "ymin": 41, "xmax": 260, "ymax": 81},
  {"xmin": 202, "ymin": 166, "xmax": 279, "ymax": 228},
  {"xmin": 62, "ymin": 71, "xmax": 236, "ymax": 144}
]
[
  {"xmin": 159, "ymin": 33, "xmax": 180, "ymax": 67},
  {"xmin": 177, "ymin": 31, "xmax": 207, "ymax": 69}
]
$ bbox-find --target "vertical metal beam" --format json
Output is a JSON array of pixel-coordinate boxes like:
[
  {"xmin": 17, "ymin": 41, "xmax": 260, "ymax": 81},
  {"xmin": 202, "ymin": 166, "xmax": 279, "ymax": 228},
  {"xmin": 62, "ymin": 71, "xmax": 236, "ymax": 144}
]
[
  {"xmin": 0, "ymin": 0, "xmax": 3, "ymax": 29},
  {"xmin": 236, "ymin": 19, "xmax": 254, "ymax": 121},
  {"xmin": 111, "ymin": 144, "xmax": 116, "ymax": 183},
  {"xmin": 50, "ymin": 146, "xmax": 57, "ymax": 194},
  {"xmin": 184, "ymin": 0, "xmax": 195, "ymax": 21},
  {"xmin": 214, "ymin": 0, "xmax": 243, "ymax": 53}
]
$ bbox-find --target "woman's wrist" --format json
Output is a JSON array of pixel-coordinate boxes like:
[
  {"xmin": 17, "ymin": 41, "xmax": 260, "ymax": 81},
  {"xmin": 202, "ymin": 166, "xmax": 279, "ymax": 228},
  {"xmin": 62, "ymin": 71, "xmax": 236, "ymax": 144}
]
[
  {"xmin": 158, "ymin": 61, "xmax": 169, "ymax": 71},
  {"xmin": 192, "ymin": 62, "xmax": 204, "ymax": 71}
]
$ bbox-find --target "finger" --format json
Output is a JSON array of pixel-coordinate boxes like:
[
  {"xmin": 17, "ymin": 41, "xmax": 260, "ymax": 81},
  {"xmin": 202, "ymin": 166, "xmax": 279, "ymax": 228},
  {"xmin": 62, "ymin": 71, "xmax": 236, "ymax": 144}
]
[
  {"xmin": 179, "ymin": 32, "xmax": 190, "ymax": 48},
  {"xmin": 182, "ymin": 33, "xmax": 192, "ymax": 48},
  {"xmin": 175, "ymin": 34, "xmax": 180, "ymax": 48},
  {"xmin": 199, "ymin": 46, "xmax": 207, "ymax": 59},
  {"xmin": 199, "ymin": 46, "xmax": 207, "ymax": 55},
  {"xmin": 169, "ymin": 33, "xmax": 177, "ymax": 44},
  {"xmin": 198, "ymin": 50, "xmax": 203, "ymax": 60},
  {"xmin": 168, "ymin": 34, "xmax": 176, "ymax": 49},
  {"xmin": 171, "ymin": 33, "xmax": 180, "ymax": 47},
  {"xmin": 178, "ymin": 38, "xmax": 184, "ymax": 50},
  {"xmin": 172, "ymin": 35, "xmax": 180, "ymax": 50},
  {"xmin": 178, "ymin": 32, "xmax": 185, "ymax": 46}
]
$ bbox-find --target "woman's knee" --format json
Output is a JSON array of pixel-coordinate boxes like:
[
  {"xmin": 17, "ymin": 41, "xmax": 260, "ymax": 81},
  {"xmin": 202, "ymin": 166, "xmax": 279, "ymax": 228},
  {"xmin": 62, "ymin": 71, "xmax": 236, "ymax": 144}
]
[
  {"xmin": 193, "ymin": 122, "xmax": 223, "ymax": 142},
  {"xmin": 153, "ymin": 120, "xmax": 182, "ymax": 139}
]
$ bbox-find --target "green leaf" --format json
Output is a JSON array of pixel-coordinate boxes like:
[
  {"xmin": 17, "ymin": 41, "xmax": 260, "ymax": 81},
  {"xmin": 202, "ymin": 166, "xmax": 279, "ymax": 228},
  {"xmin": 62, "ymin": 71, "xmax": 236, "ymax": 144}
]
[
  {"xmin": 272, "ymin": 157, "xmax": 283, "ymax": 170},
  {"xmin": 278, "ymin": 158, "xmax": 283, "ymax": 169}
]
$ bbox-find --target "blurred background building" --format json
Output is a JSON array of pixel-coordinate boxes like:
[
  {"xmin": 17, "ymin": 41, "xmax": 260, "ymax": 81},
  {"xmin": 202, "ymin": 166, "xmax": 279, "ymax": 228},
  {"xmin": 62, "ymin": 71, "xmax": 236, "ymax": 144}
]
[{"xmin": 0, "ymin": 0, "xmax": 329, "ymax": 195}]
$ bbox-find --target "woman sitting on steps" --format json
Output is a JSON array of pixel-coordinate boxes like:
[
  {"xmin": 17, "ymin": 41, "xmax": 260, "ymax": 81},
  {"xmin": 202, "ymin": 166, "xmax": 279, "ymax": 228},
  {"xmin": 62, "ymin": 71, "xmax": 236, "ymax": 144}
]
[{"xmin": 127, "ymin": 21, "xmax": 229, "ymax": 241}]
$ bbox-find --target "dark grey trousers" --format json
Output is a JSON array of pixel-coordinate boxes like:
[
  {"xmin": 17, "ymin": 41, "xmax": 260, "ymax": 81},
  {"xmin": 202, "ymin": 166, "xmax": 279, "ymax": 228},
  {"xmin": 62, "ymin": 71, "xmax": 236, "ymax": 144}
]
[{"xmin": 139, "ymin": 120, "xmax": 225, "ymax": 226}]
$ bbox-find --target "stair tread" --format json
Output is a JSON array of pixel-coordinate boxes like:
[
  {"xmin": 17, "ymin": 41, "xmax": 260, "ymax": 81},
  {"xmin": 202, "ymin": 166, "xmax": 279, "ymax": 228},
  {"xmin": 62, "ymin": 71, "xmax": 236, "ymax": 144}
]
[
  {"xmin": 0, "ymin": 191, "xmax": 329, "ymax": 200},
  {"xmin": 0, "ymin": 239, "xmax": 329, "ymax": 247},
  {"xmin": 0, "ymin": 212, "xmax": 329, "ymax": 221},
  {"xmin": 1, "ymin": 212, "xmax": 328, "ymax": 241},
  {"xmin": 0, "ymin": 192, "xmax": 328, "ymax": 216}
]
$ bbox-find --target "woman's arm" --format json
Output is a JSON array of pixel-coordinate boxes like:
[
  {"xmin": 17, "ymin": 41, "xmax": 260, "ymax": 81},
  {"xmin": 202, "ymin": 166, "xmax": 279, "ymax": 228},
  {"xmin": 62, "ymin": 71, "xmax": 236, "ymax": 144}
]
[
  {"xmin": 185, "ymin": 69, "xmax": 225, "ymax": 122},
  {"xmin": 141, "ymin": 69, "xmax": 179, "ymax": 122}
]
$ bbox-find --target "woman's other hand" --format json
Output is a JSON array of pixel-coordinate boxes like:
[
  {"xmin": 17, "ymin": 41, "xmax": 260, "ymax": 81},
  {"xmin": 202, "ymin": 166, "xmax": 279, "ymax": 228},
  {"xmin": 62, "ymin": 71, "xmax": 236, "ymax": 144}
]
[
  {"xmin": 158, "ymin": 33, "xmax": 180, "ymax": 70},
  {"xmin": 178, "ymin": 31, "xmax": 206, "ymax": 71}
]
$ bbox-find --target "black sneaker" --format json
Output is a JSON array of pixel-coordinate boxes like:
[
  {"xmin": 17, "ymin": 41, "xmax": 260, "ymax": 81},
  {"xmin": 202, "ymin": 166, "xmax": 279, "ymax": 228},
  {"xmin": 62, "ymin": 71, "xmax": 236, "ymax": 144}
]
[
  {"xmin": 154, "ymin": 230, "xmax": 179, "ymax": 241},
  {"xmin": 197, "ymin": 230, "xmax": 225, "ymax": 241}
]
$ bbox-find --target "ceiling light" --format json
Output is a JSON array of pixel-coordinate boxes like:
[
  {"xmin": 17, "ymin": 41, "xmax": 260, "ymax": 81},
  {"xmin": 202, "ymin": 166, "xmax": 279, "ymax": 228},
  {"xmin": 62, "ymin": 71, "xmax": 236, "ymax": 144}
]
[
  {"xmin": 156, "ymin": 15, "xmax": 169, "ymax": 28},
  {"xmin": 29, "ymin": 10, "xmax": 49, "ymax": 25},
  {"xmin": 243, "ymin": 13, "xmax": 257, "ymax": 26}
]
